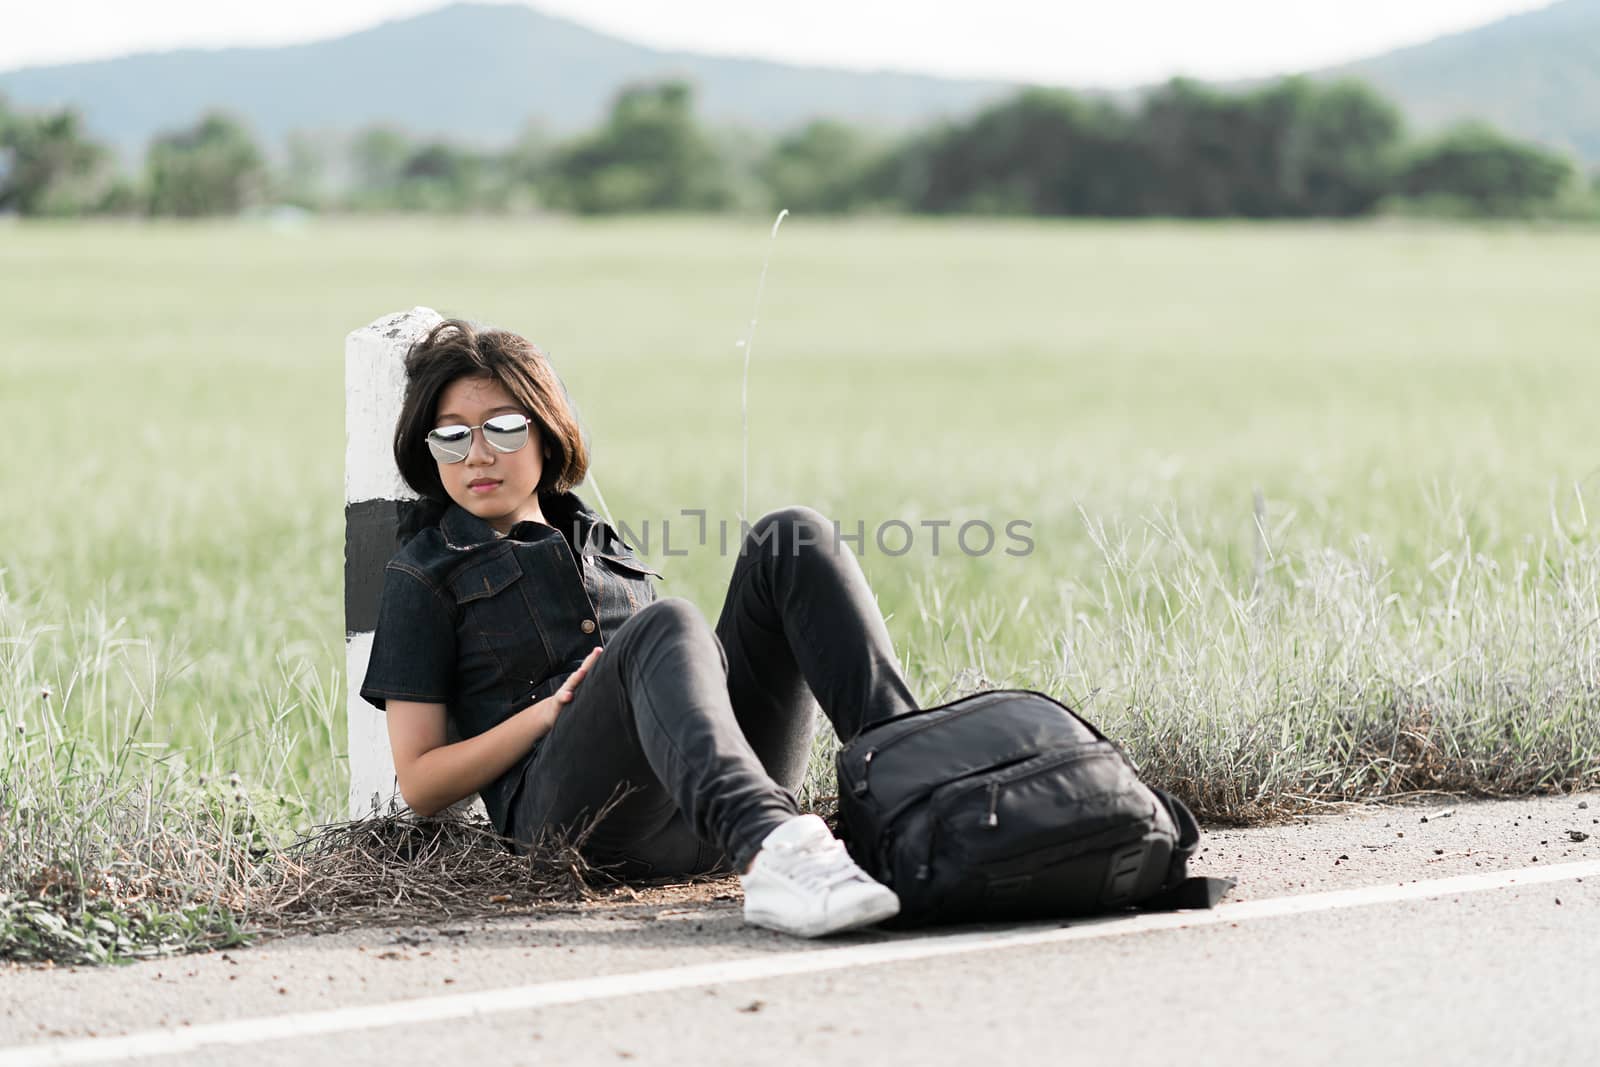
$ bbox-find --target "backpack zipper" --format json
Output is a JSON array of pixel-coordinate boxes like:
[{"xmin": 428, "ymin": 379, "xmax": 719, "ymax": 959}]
[
  {"xmin": 917, "ymin": 744, "xmax": 1112, "ymax": 879},
  {"xmin": 851, "ymin": 749, "xmax": 876, "ymax": 797},
  {"xmin": 848, "ymin": 694, "xmax": 1005, "ymax": 798},
  {"xmin": 915, "ymin": 817, "xmax": 938, "ymax": 882}
]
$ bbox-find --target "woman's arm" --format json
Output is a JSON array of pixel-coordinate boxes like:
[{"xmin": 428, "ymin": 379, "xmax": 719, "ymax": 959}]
[{"xmin": 387, "ymin": 646, "xmax": 603, "ymax": 818}]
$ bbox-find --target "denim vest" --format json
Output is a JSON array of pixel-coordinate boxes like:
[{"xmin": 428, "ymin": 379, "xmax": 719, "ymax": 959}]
[{"xmin": 358, "ymin": 488, "xmax": 662, "ymax": 835}]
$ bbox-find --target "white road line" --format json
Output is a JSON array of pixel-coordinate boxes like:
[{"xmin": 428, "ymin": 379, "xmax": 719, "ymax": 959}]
[{"xmin": 4, "ymin": 859, "xmax": 1596, "ymax": 1066}]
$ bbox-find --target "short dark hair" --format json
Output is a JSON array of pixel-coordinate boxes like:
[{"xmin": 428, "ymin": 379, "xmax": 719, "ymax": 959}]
[{"xmin": 393, "ymin": 318, "xmax": 589, "ymax": 509}]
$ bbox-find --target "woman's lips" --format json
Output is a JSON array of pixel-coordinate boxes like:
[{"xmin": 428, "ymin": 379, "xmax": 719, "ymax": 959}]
[{"xmin": 468, "ymin": 480, "xmax": 501, "ymax": 494}]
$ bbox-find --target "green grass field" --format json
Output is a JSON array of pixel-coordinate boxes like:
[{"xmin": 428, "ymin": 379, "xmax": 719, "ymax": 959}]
[{"xmin": 2, "ymin": 216, "xmax": 1597, "ymax": 958}]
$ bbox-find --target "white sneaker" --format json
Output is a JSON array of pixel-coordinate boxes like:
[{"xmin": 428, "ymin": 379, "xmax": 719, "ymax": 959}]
[{"xmin": 740, "ymin": 813, "xmax": 901, "ymax": 938}]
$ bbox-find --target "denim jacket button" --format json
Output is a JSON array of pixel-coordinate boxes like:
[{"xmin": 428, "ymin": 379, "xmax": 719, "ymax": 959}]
[{"xmin": 580, "ymin": 619, "xmax": 596, "ymax": 634}]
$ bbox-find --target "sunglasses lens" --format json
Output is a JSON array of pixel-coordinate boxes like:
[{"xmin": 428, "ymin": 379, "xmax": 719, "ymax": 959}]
[
  {"xmin": 427, "ymin": 426, "xmax": 472, "ymax": 464},
  {"xmin": 483, "ymin": 414, "xmax": 529, "ymax": 453}
]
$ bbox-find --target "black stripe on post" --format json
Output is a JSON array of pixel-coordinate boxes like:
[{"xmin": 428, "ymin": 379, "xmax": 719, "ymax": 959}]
[{"xmin": 344, "ymin": 497, "xmax": 412, "ymax": 636}]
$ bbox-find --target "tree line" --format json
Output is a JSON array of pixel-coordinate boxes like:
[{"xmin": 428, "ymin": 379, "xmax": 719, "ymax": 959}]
[{"xmin": 2, "ymin": 76, "xmax": 1593, "ymax": 220}]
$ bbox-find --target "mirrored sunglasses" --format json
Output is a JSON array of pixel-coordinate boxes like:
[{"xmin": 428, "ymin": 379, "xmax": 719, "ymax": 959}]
[{"xmin": 426, "ymin": 413, "xmax": 533, "ymax": 464}]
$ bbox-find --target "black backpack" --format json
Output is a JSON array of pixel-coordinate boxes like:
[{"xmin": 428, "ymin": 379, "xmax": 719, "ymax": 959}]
[{"xmin": 834, "ymin": 688, "xmax": 1233, "ymax": 928}]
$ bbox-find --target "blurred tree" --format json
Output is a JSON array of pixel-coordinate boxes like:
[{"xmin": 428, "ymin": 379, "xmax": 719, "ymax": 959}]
[
  {"xmin": 707, "ymin": 124, "xmax": 772, "ymax": 214},
  {"xmin": 398, "ymin": 141, "xmax": 502, "ymax": 211},
  {"xmin": 497, "ymin": 120, "xmax": 557, "ymax": 213},
  {"xmin": 884, "ymin": 89, "xmax": 1150, "ymax": 216},
  {"xmin": 348, "ymin": 124, "xmax": 411, "ymax": 205},
  {"xmin": 1139, "ymin": 78, "xmax": 1276, "ymax": 216},
  {"xmin": 278, "ymin": 130, "xmax": 334, "ymax": 210},
  {"xmin": 9, "ymin": 75, "xmax": 1555, "ymax": 221},
  {"xmin": 401, "ymin": 142, "xmax": 461, "ymax": 182},
  {"xmin": 93, "ymin": 176, "xmax": 143, "ymax": 216},
  {"xmin": 345, "ymin": 125, "xmax": 515, "ymax": 213},
  {"xmin": 505, "ymin": 119, "xmax": 554, "ymax": 184},
  {"xmin": 545, "ymin": 80, "xmax": 731, "ymax": 213},
  {"xmin": 1279, "ymin": 79, "xmax": 1404, "ymax": 216},
  {"xmin": 145, "ymin": 112, "xmax": 268, "ymax": 216},
  {"xmin": 1396, "ymin": 122, "xmax": 1575, "ymax": 214},
  {"xmin": 0, "ymin": 97, "xmax": 114, "ymax": 215},
  {"xmin": 758, "ymin": 120, "xmax": 887, "ymax": 214},
  {"xmin": 1135, "ymin": 77, "xmax": 1404, "ymax": 216}
]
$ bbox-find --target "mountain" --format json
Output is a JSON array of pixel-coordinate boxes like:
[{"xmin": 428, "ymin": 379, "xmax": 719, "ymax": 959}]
[
  {"xmin": 0, "ymin": 2, "xmax": 1013, "ymax": 165},
  {"xmin": 1330, "ymin": 0, "xmax": 1600, "ymax": 162},
  {"xmin": 2, "ymin": 0, "xmax": 1596, "ymax": 167}
]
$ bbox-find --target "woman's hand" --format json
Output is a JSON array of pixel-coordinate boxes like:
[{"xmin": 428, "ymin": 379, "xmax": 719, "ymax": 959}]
[
  {"xmin": 531, "ymin": 645, "xmax": 603, "ymax": 733},
  {"xmin": 397, "ymin": 646, "xmax": 606, "ymax": 810}
]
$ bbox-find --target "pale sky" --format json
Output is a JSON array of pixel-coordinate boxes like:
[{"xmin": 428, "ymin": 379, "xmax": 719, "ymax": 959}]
[{"xmin": 0, "ymin": 0, "xmax": 1558, "ymax": 86}]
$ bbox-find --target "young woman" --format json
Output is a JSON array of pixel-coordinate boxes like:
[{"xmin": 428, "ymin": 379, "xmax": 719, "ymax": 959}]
[{"xmin": 359, "ymin": 318, "xmax": 922, "ymax": 938}]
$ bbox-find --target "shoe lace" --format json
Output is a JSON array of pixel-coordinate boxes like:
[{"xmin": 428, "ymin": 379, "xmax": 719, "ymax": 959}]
[{"xmin": 777, "ymin": 835, "xmax": 869, "ymax": 892}]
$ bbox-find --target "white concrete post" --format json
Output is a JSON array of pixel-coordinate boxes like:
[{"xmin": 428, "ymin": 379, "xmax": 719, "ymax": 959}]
[{"xmin": 344, "ymin": 306, "xmax": 489, "ymax": 823}]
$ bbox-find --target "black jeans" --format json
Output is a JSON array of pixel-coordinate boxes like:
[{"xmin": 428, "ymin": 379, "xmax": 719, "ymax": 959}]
[{"xmin": 505, "ymin": 506, "xmax": 920, "ymax": 878}]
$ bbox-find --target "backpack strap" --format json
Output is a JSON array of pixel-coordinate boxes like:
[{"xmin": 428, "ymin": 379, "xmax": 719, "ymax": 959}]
[{"xmin": 1137, "ymin": 786, "xmax": 1235, "ymax": 911}]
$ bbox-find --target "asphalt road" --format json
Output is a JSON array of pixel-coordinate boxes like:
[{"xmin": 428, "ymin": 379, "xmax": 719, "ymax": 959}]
[{"xmin": 3, "ymin": 791, "xmax": 1596, "ymax": 1066}]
